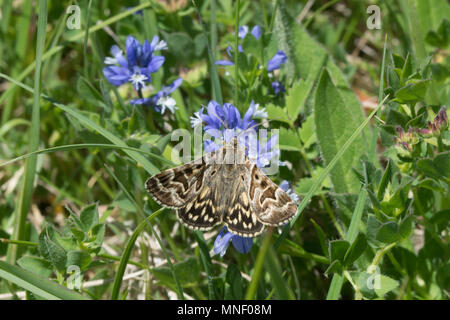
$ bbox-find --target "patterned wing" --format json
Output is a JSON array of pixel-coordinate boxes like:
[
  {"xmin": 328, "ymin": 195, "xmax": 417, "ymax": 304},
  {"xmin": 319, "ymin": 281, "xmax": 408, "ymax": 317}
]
[
  {"xmin": 223, "ymin": 186, "xmax": 265, "ymax": 237},
  {"xmin": 146, "ymin": 160, "xmax": 206, "ymax": 208},
  {"xmin": 249, "ymin": 165, "xmax": 298, "ymax": 226},
  {"xmin": 176, "ymin": 182, "xmax": 222, "ymax": 231}
]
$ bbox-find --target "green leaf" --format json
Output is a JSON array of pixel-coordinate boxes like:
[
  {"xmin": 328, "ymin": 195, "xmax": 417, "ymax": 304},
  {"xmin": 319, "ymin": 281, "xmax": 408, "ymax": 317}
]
[
  {"xmin": 66, "ymin": 250, "xmax": 92, "ymax": 271},
  {"xmin": 328, "ymin": 240, "xmax": 350, "ymax": 263},
  {"xmin": 376, "ymin": 221, "xmax": 402, "ymax": 244},
  {"xmin": 164, "ymin": 32, "xmax": 195, "ymax": 61},
  {"xmin": 310, "ymin": 219, "xmax": 328, "ymax": 257},
  {"xmin": 266, "ymin": 104, "xmax": 291, "ymax": 124},
  {"xmin": 343, "ymin": 233, "xmax": 367, "ymax": 267},
  {"xmin": 279, "ymin": 127, "xmax": 301, "ymax": 151},
  {"xmin": 377, "ymin": 159, "xmax": 393, "ymax": 200},
  {"xmin": 325, "ymin": 260, "xmax": 343, "ymax": 276},
  {"xmin": 374, "ymin": 275, "xmax": 399, "ymax": 297},
  {"xmin": 286, "ymin": 78, "xmax": 313, "ymax": 120},
  {"xmin": 79, "ymin": 203, "xmax": 99, "ymax": 232},
  {"xmin": 417, "ymin": 152, "xmax": 450, "ymax": 181},
  {"xmin": 394, "ymin": 80, "xmax": 430, "ymax": 103},
  {"xmin": 399, "ymin": 214, "xmax": 414, "ymax": 238},
  {"xmin": 0, "ymin": 260, "xmax": 89, "ymax": 300},
  {"xmin": 38, "ymin": 229, "xmax": 67, "ymax": 272},
  {"xmin": 315, "ymin": 69, "xmax": 365, "ymax": 193},
  {"xmin": 225, "ymin": 263, "xmax": 243, "ymax": 300},
  {"xmin": 17, "ymin": 256, "xmax": 53, "ymax": 278},
  {"xmin": 152, "ymin": 257, "xmax": 200, "ymax": 289},
  {"xmin": 299, "ymin": 114, "xmax": 317, "ymax": 149}
]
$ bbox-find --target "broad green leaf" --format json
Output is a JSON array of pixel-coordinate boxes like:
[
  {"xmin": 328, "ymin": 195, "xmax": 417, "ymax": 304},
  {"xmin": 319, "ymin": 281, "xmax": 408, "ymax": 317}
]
[
  {"xmin": 315, "ymin": 69, "xmax": 365, "ymax": 193},
  {"xmin": 17, "ymin": 256, "xmax": 53, "ymax": 278}
]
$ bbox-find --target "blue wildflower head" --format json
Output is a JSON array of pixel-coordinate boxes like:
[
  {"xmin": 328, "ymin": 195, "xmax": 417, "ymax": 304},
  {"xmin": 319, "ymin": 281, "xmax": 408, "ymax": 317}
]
[
  {"xmin": 103, "ymin": 35, "xmax": 166, "ymax": 91},
  {"xmin": 267, "ymin": 50, "xmax": 287, "ymax": 72},
  {"xmin": 271, "ymin": 81, "xmax": 285, "ymax": 95},
  {"xmin": 214, "ymin": 226, "xmax": 253, "ymax": 257}
]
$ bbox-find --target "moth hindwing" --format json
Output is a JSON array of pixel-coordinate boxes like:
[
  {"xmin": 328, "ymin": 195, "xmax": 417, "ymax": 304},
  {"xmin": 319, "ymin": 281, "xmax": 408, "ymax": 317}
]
[{"xmin": 146, "ymin": 138, "xmax": 298, "ymax": 237}]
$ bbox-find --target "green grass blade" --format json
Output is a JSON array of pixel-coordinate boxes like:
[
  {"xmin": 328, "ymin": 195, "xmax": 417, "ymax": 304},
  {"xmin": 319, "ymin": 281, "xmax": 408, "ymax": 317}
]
[
  {"xmin": 7, "ymin": 0, "xmax": 47, "ymax": 264},
  {"xmin": 110, "ymin": 208, "xmax": 165, "ymax": 300},
  {"xmin": 105, "ymin": 165, "xmax": 184, "ymax": 300},
  {"xmin": 326, "ymin": 188, "xmax": 367, "ymax": 300},
  {"xmin": 0, "ymin": 143, "xmax": 174, "ymax": 168},
  {"xmin": 245, "ymin": 231, "xmax": 273, "ymax": 300},
  {"xmin": 0, "ymin": 73, "xmax": 159, "ymax": 175},
  {"xmin": 264, "ymin": 246, "xmax": 295, "ymax": 299},
  {"xmin": 274, "ymin": 94, "xmax": 390, "ymax": 249},
  {"xmin": 0, "ymin": 260, "xmax": 89, "ymax": 300}
]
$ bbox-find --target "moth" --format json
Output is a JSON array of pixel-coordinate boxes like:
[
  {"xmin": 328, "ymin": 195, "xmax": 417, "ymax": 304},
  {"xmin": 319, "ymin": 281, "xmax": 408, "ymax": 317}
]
[{"xmin": 146, "ymin": 138, "xmax": 298, "ymax": 237}]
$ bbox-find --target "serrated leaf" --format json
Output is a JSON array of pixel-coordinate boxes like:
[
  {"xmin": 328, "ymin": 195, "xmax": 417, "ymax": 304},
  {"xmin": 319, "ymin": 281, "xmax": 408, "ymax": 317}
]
[
  {"xmin": 299, "ymin": 115, "xmax": 316, "ymax": 149},
  {"xmin": 266, "ymin": 104, "xmax": 291, "ymax": 124},
  {"xmin": 279, "ymin": 127, "xmax": 301, "ymax": 151},
  {"xmin": 286, "ymin": 78, "xmax": 313, "ymax": 120}
]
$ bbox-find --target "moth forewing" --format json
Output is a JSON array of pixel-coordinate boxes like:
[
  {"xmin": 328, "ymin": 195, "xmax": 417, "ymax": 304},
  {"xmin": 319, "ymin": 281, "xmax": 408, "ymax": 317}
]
[{"xmin": 145, "ymin": 137, "xmax": 298, "ymax": 237}]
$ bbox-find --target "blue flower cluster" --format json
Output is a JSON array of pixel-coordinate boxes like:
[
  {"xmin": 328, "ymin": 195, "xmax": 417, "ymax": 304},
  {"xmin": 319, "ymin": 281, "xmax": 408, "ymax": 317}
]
[
  {"xmin": 103, "ymin": 35, "xmax": 182, "ymax": 114},
  {"xmin": 190, "ymin": 101, "xmax": 298, "ymax": 256}
]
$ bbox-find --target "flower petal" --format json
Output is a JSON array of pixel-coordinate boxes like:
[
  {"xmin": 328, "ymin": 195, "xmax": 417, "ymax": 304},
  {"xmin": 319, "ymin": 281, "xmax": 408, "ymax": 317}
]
[{"xmin": 267, "ymin": 50, "xmax": 288, "ymax": 71}]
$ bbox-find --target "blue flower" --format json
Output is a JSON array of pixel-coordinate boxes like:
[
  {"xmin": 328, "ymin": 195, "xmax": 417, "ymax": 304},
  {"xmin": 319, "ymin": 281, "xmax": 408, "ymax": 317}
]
[
  {"xmin": 267, "ymin": 50, "xmax": 287, "ymax": 72},
  {"xmin": 130, "ymin": 77, "xmax": 183, "ymax": 114},
  {"xmin": 214, "ymin": 227, "xmax": 253, "ymax": 257},
  {"xmin": 103, "ymin": 36, "xmax": 166, "ymax": 91},
  {"xmin": 280, "ymin": 180, "xmax": 299, "ymax": 203},
  {"xmin": 271, "ymin": 81, "xmax": 285, "ymax": 95},
  {"xmin": 238, "ymin": 25, "xmax": 262, "ymax": 40}
]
